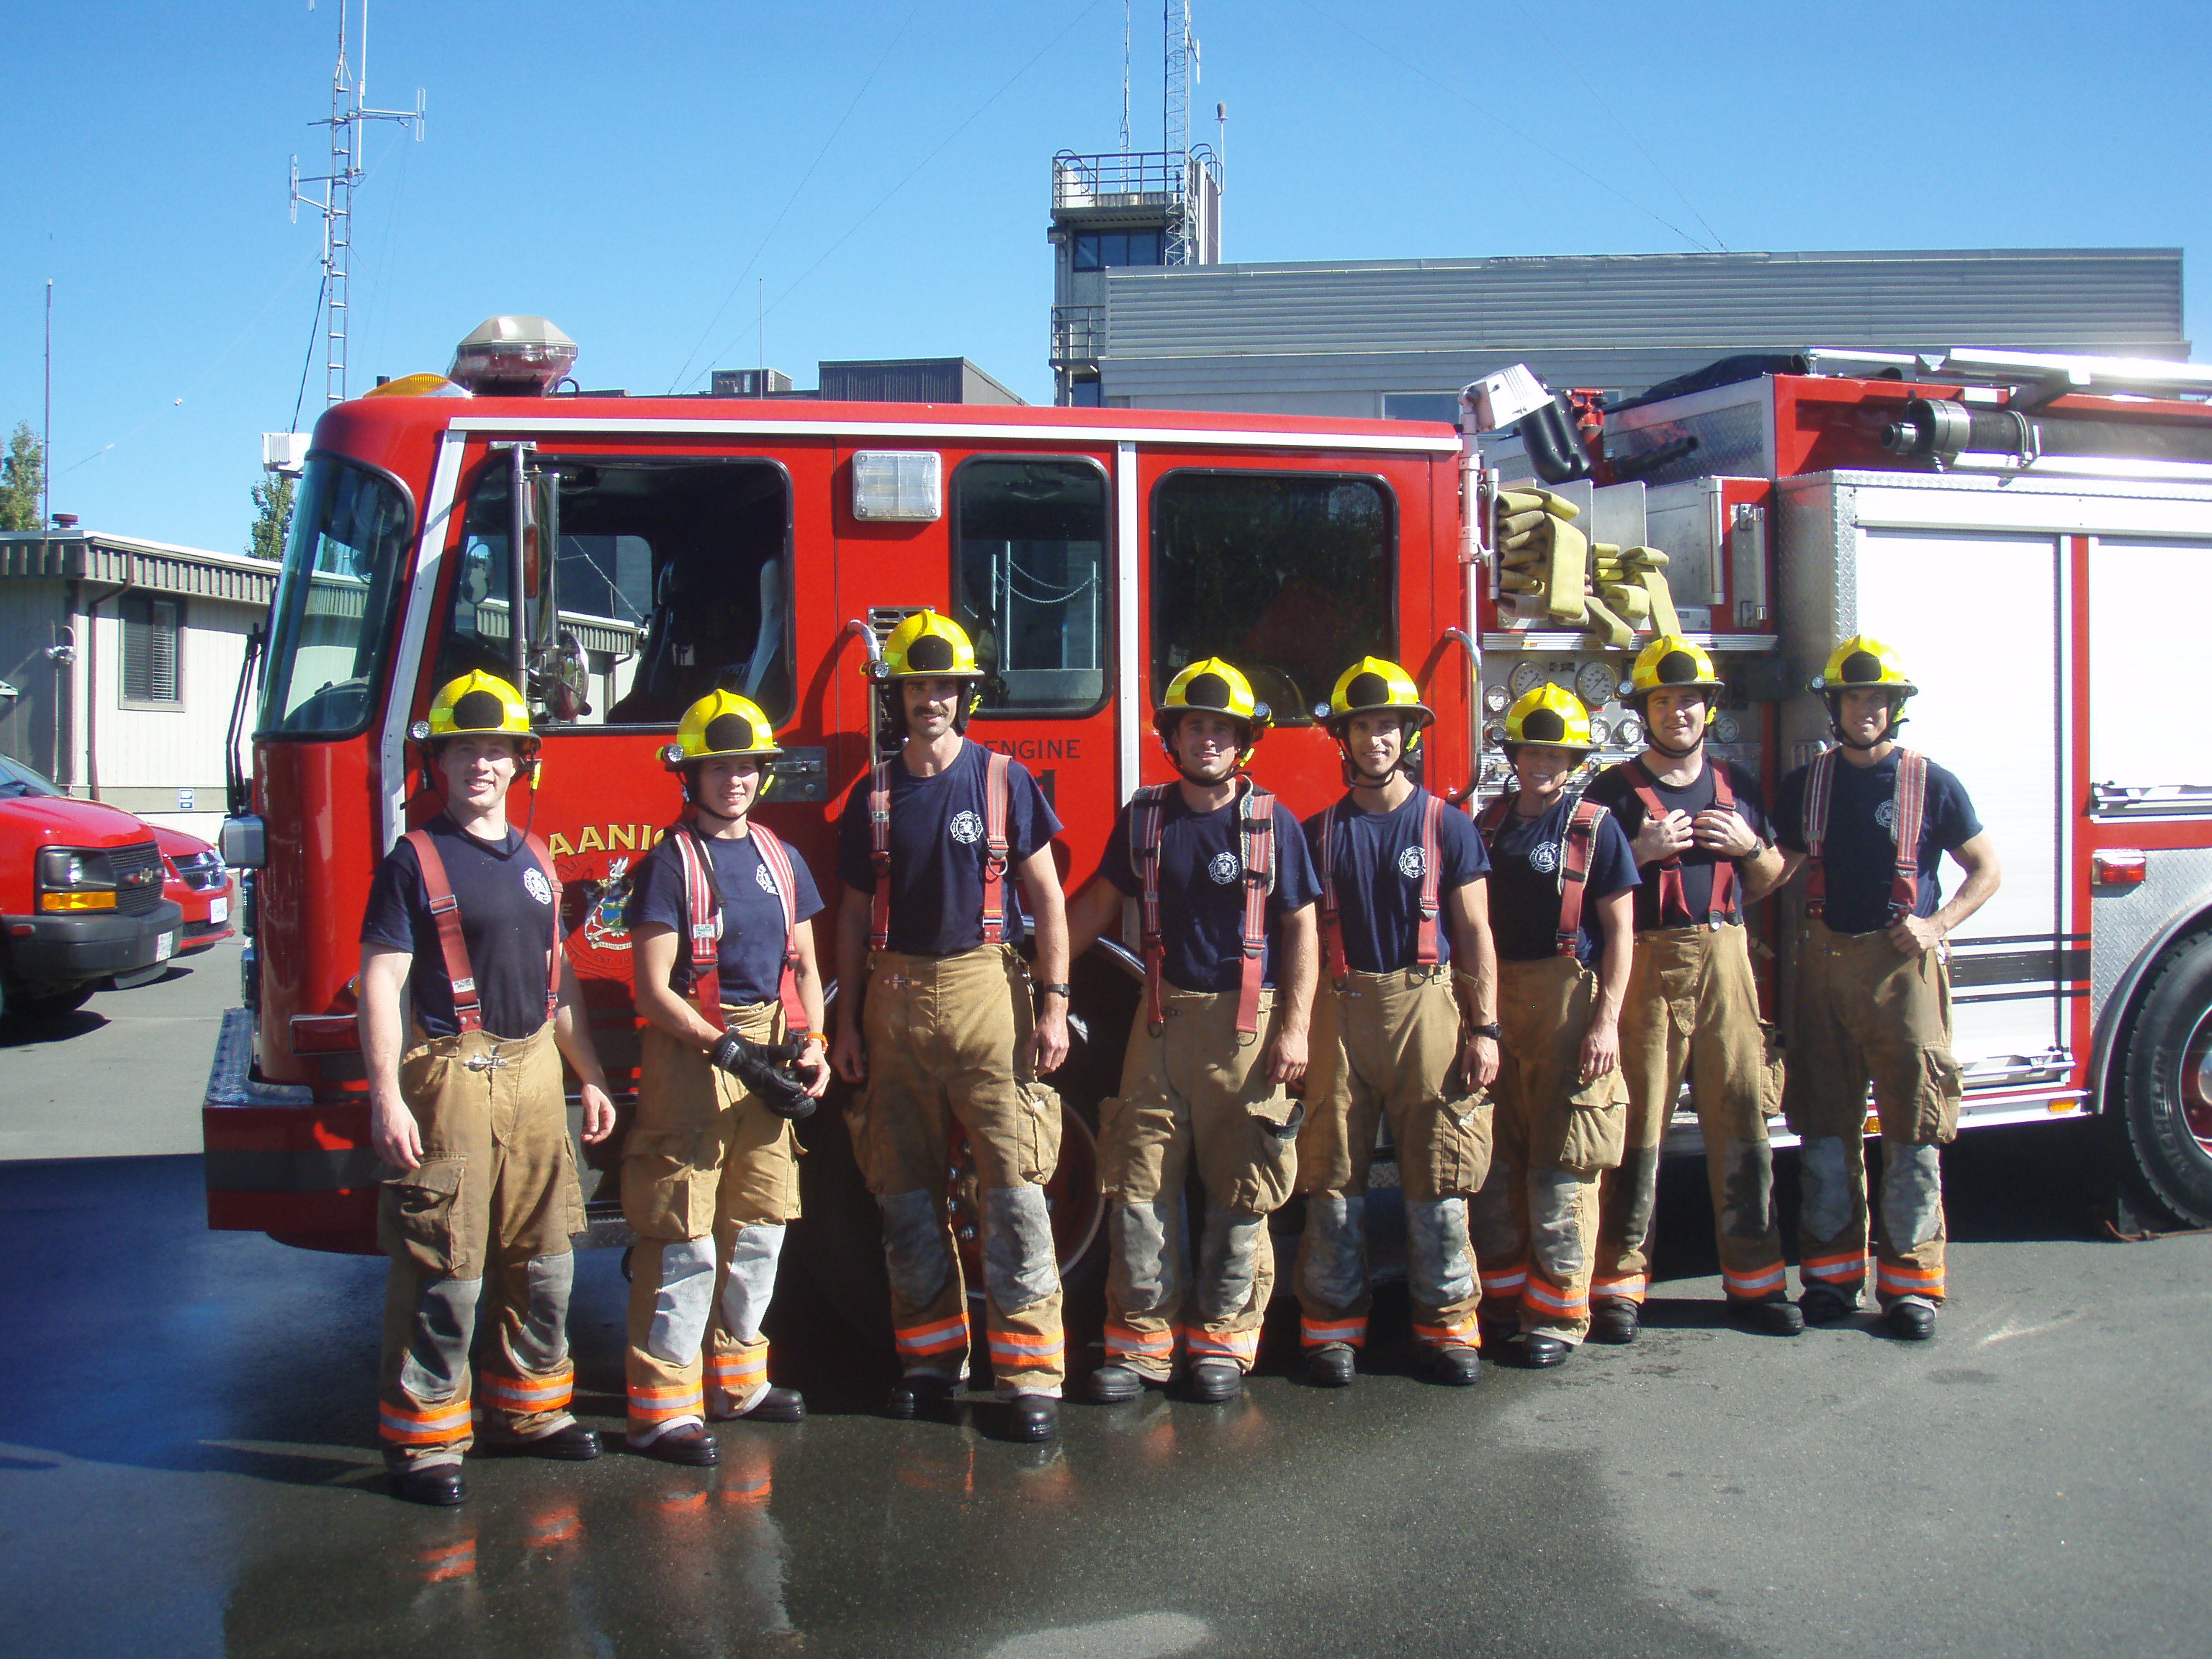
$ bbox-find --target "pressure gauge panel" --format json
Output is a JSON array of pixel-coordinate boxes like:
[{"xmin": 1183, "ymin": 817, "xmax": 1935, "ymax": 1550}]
[
  {"xmin": 1483, "ymin": 683, "xmax": 1511, "ymax": 715},
  {"xmin": 1714, "ymin": 713, "xmax": 1742, "ymax": 744},
  {"xmin": 1508, "ymin": 661, "xmax": 1547, "ymax": 698},
  {"xmin": 1614, "ymin": 714, "xmax": 1643, "ymax": 748},
  {"xmin": 1576, "ymin": 660, "xmax": 1619, "ymax": 709}
]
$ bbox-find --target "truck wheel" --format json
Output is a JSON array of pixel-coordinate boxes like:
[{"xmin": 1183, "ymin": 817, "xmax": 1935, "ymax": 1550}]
[{"xmin": 2112, "ymin": 927, "xmax": 2212, "ymax": 1228}]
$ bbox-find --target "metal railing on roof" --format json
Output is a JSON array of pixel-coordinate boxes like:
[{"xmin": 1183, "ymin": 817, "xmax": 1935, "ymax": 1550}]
[
  {"xmin": 1051, "ymin": 305, "xmax": 1106, "ymax": 366},
  {"xmin": 1053, "ymin": 148, "xmax": 1220, "ymax": 212}
]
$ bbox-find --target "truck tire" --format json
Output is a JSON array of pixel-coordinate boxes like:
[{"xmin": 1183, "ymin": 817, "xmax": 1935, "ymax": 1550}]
[{"xmin": 2111, "ymin": 927, "xmax": 2212, "ymax": 1228}]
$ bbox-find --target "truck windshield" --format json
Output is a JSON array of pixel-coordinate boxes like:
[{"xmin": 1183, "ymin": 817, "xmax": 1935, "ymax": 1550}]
[{"xmin": 259, "ymin": 455, "xmax": 414, "ymax": 737}]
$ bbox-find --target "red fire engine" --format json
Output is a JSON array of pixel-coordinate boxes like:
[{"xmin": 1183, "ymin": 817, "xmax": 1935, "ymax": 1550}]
[{"xmin": 204, "ymin": 323, "xmax": 2212, "ymax": 1313}]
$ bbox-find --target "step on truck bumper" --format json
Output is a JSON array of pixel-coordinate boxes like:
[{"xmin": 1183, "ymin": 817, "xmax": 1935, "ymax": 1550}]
[{"xmin": 202, "ymin": 1006, "xmax": 379, "ymax": 1245}]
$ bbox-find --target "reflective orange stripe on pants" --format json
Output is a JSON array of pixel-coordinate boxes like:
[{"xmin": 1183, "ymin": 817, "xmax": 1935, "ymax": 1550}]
[
  {"xmin": 1184, "ymin": 1326, "xmax": 1260, "ymax": 1363},
  {"xmin": 1591, "ymin": 1272, "xmax": 1647, "ymax": 1303},
  {"xmin": 896, "ymin": 1315, "xmax": 971, "ymax": 1360},
  {"xmin": 1300, "ymin": 1316, "xmax": 1368, "ymax": 1349},
  {"xmin": 1876, "ymin": 1261, "xmax": 1944, "ymax": 1298},
  {"xmin": 380, "ymin": 1396, "xmax": 473, "ymax": 1446},
  {"xmin": 986, "ymin": 1329, "xmax": 1064, "ymax": 1367},
  {"xmin": 1802, "ymin": 1249, "xmax": 1869, "ymax": 1285},
  {"xmin": 1722, "ymin": 1262, "xmax": 1788, "ymax": 1299},
  {"xmin": 480, "ymin": 1370, "xmax": 573, "ymax": 1413},
  {"xmin": 1521, "ymin": 1277, "xmax": 1589, "ymax": 1319},
  {"xmin": 1105, "ymin": 1323, "xmax": 1175, "ymax": 1359},
  {"xmin": 627, "ymin": 1382, "xmax": 706, "ymax": 1424},
  {"xmin": 1413, "ymin": 1316, "xmax": 1480, "ymax": 1349}
]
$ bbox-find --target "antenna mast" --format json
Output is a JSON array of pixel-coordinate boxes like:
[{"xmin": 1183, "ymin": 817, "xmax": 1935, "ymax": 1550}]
[
  {"xmin": 289, "ymin": 0, "xmax": 425, "ymax": 408},
  {"xmin": 1120, "ymin": 0, "xmax": 1132, "ymax": 155},
  {"xmin": 1163, "ymin": 0, "xmax": 1190, "ymax": 163}
]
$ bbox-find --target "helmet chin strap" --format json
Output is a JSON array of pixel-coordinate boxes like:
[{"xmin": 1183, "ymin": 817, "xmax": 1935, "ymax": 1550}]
[
  {"xmin": 1827, "ymin": 693, "xmax": 1905, "ymax": 750},
  {"xmin": 1644, "ymin": 722, "xmax": 1704, "ymax": 760}
]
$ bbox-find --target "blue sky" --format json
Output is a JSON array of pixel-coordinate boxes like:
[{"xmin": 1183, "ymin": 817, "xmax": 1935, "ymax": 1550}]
[{"xmin": 2, "ymin": 0, "xmax": 2205, "ymax": 554}]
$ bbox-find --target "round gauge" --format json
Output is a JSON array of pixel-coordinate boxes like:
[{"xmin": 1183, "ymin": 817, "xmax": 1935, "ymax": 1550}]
[
  {"xmin": 1586, "ymin": 718, "xmax": 1610, "ymax": 747},
  {"xmin": 1484, "ymin": 721, "xmax": 1509, "ymax": 747},
  {"xmin": 1614, "ymin": 714, "xmax": 1644, "ymax": 747},
  {"xmin": 1576, "ymin": 660, "xmax": 1619, "ymax": 708},
  {"xmin": 1482, "ymin": 683, "xmax": 1511, "ymax": 715},
  {"xmin": 1508, "ymin": 661, "xmax": 1547, "ymax": 698},
  {"xmin": 1714, "ymin": 713, "xmax": 1742, "ymax": 744}
]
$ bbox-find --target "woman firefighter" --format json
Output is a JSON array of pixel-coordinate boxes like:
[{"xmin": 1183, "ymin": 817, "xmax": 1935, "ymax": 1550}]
[
  {"xmin": 619, "ymin": 691, "xmax": 830, "ymax": 1465},
  {"xmin": 1466, "ymin": 685, "xmax": 1640, "ymax": 1365}
]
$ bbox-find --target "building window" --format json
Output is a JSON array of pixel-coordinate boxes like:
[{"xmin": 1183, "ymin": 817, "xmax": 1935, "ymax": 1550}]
[
  {"xmin": 120, "ymin": 594, "xmax": 181, "ymax": 707},
  {"xmin": 1071, "ymin": 229, "xmax": 1164, "ymax": 271},
  {"xmin": 1068, "ymin": 379, "xmax": 1102, "ymax": 408},
  {"xmin": 1151, "ymin": 471, "xmax": 1396, "ymax": 727},
  {"xmin": 953, "ymin": 457, "xmax": 1110, "ymax": 716}
]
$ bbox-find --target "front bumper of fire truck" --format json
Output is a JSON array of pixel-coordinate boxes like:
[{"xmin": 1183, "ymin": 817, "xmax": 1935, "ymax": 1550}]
[{"xmin": 201, "ymin": 1007, "xmax": 382, "ymax": 1245}]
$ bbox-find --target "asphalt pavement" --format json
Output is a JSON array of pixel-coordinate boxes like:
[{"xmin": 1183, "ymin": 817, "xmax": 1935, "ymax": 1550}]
[{"xmin": 2, "ymin": 949, "xmax": 2209, "ymax": 1658}]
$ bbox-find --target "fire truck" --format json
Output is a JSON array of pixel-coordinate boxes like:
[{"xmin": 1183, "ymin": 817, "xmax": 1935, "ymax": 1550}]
[{"xmin": 203, "ymin": 320, "xmax": 2212, "ymax": 1323}]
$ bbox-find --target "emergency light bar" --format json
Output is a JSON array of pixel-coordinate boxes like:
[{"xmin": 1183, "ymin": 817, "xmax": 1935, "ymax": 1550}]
[
  {"xmin": 850, "ymin": 451, "xmax": 943, "ymax": 521},
  {"xmin": 449, "ymin": 315, "xmax": 577, "ymax": 396}
]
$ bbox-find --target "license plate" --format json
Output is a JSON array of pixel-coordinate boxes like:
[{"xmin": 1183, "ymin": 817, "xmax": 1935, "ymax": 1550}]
[
  {"xmin": 155, "ymin": 932, "xmax": 175, "ymax": 961},
  {"xmin": 208, "ymin": 896, "xmax": 228, "ymax": 925}
]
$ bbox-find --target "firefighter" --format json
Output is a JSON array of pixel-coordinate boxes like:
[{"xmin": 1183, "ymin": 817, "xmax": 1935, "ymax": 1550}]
[
  {"xmin": 359, "ymin": 671, "xmax": 616, "ymax": 1506},
  {"xmin": 829, "ymin": 610, "xmax": 1073, "ymax": 1442},
  {"xmin": 1583, "ymin": 637, "xmax": 1799, "ymax": 1341},
  {"xmin": 1063, "ymin": 659, "xmax": 1321, "ymax": 1403},
  {"xmin": 620, "ymin": 691, "xmax": 828, "ymax": 1465},
  {"xmin": 1293, "ymin": 657, "xmax": 1501, "ymax": 1388},
  {"xmin": 1773, "ymin": 636, "xmax": 2000, "ymax": 1340},
  {"xmin": 1467, "ymin": 686, "xmax": 1640, "ymax": 1366}
]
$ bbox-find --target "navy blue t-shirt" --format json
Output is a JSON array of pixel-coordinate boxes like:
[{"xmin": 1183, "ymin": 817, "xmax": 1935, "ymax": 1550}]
[
  {"xmin": 361, "ymin": 816, "xmax": 560, "ymax": 1040},
  {"xmin": 1097, "ymin": 784, "xmax": 1322, "ymax": 993},
  {"xmin": 1583, "ymin": 757, "xmax": 1770, "ymax": 931},
  {"xmin": 1303, "ymin": 788, "xmax": 1491, "ymax": 974},
  {"xmin": 836, "ymin": 740, "xmax": 1062, "ymax": 958},
  {"xmin": 629, "ymin": 827, "xmax": 824, "ymax": 1006},
  {"xmin": 1773, "ymin": 751, "xmax": 1983, "ymax": 936},
  {"xmin": 1483, "ymin": 794, "xmax": 1641, "ymax": 965}
]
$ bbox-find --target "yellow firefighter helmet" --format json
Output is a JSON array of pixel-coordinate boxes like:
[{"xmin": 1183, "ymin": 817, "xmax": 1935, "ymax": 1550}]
[
  {"xmin": 876, "ymin": 609, "xmax": 984, "ymax": 681},
  {"xmin": 1503, "ymin": 684, "xmax": 1596, "ymax": 752},
  {"xmin": 662, "ymin": 691, "xmax": 781, "ymax": 769},
  {"xmin": 1622, "ymin": 634, "xmax": 1725, "ymax": 721},
  {"xmin": 1810, "ymin": 634, "xmax": 1918, "ymax": 699},
  {"xmin": 414, "ymin": 670, "xmax": 537, "ymax": 749},
  {"xmin": 1325, "ymin": 656, "xmax": 1435, "ymax": 737}
]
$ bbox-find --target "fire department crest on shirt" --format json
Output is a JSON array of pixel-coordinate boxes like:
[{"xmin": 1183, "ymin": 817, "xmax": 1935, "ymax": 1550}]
[
  {"xmin": 523, "ymin": 867, "xmax": 553, "ymax": 906},
  {"xmin": 1398, "ymin": 845, "xmax": 1426, "ymax": 879},
  {"xmin": 1529, "ymin": 840, "xmax": 1560, "ymax": 873},
  {"xmin": 948, "ymin": 809, "xmax": 985, "ymax": 845},
  {"xmin": 1208, "ymin": 850, "xmax": 1240, "ymax": 885},
  {"xmin": 1875, "ymin": 799, "xmax": 1898, "ymax": 838},
  {"xmin": 755, "ymin": 863, "xmax": 780, "ymax": 895}
]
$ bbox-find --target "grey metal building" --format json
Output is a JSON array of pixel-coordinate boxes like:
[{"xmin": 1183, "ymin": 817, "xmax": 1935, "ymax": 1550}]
[{"xmin": 1062, "ymin": 246, "xmax": 2187, "ymax": 416}]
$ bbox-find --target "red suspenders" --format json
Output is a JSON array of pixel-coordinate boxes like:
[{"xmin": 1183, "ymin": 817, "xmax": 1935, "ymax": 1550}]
[
  {"xmin": 869, "ymin": 742, "xmax": 1014, "ymax": 953},
  {"xmin": 669, "ymin": 821, "xmax": 811, "ymax": 1035},
  {"xmin": 1319, "ymin": 791, "xmax": 1444, "ymax": 983},
  {"xmin": 1618, "ymin": 756, "xmax": 1737, "ymax": 929},
  {"xmin": 405, "ymin": 828, "xmax": 563, "ymax": 1035},
  {"xmin": 1803, "ymin": 746, "xmax": 1928, "ymax": 925},
  {"xmin": 1477, "ymin": 794, "xmax": 1606, "ymax": 958},
  {"xmin": 1131, "ymin": 779, "xmax": 1277, "ymax": 1036}
]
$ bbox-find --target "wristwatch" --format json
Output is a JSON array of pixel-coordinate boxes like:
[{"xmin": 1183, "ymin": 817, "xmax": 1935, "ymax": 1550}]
[
  {"xmin": 1036, "ymin": 983, "xmax": 1073, "ymax": 1000},
  {"xmin": 1470, "ymin": 1022, "xmax": 1502, "ymax": 1040}
]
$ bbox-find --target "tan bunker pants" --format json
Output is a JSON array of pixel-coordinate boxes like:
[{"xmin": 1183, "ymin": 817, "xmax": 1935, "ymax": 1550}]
[
  {"xmin": 1786, "ymin": 921, "xmax": 1962, "ymax": 1307},
  {"xmin": 622, "ymin": 1001, "xmax": 803, "ymax": 1443},
  {"xmin": 845, "ymin": 945, "xmax": 1066, "ymax": 1397},
  {"xmin": 1293, "ymin": 967, "xmax": 1493, "ymax": 1352},
  {"xmin": 1098, "ymin": 986, "xmax": 1301, "ymax": 1377},
  {"xmin": 1593, "ymin": 923, "xmax": 1790, "ymax": 1306},
  {"xmin": 377, "ymin": 1022, "xmax": 585, "ymax": 1467},
  {"xmin": 1468, "ymin": 956, "xmax": 1629, "ymax": 1343}
]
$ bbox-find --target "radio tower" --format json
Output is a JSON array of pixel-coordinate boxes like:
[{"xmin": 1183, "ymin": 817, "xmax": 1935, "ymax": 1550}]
[
  {"xmin": 1162, "ymin": 1, "xmax": 1200, "ymax": 264},
  {"xmin": 290, "ymin": 0, "xmax": 425, "ymax": 408}
]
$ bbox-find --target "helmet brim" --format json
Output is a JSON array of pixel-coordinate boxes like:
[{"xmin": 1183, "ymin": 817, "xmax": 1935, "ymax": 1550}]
[
  {"xmin": 1624, "ymin": 680, "xmax": 1725, "ymax": 705},
  {"xmin": 1502, "ymin": 737, "xmax": 1597, "ymax": 757},
  {"xmin": 1328, "ymin": 701, "xmax": 1435, "ymax": 735},
  {"xmin": 1812, "ymin": 676, "xmax": 1918, "ymax": 698}
]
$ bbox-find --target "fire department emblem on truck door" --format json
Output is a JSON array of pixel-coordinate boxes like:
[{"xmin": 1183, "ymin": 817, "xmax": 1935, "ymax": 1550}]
[
  {"xmin": 581, "ymin": 855, "xmax": 633, "ymax": 952},
  {"xmin": 1208, "ymin": 851, "xmax": 1240, "ymax": 885},
  {"xmin": 1399, "ymin": 845, "xmax": 1426, "ymax": 880},
  {"xmin": 949, "ymin": 809, "xmax": 984, "ymax": 845}
]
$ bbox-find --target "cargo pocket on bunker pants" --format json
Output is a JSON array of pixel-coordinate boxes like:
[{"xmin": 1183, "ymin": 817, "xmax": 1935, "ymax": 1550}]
[
  {"xmin": 1433, "ymin": 1092, "xmax": 1495, "ymax": 1197},
  {"xmin": 1238, "ymin": 1095, "xmax": 1304, "ymax": 1214},
  {"xmin": 379, "ymin": 1156, "xmax": 468, "ymax": 1277},
  {"xmin": 1555, "ymin": 1071, "xmax": 1629, "ymax": 1176},
  {"xmin": 1915, "ymin": 1050, "xmax": 1964, "ymax": 1145},
  {"xmin": 622, "ymin": 1129, "xmax": 712, "ymax": 1241},
  {"xmin": 1018, "ymin": 1082, "xmax": 1066, "ymax": 1185},
  {"xmin": 557, "ymin": 1133, "xmax": 588, "ymax": 1240},
  {"xmin": 1758, "ymin": 1022, "xmax": 1788, "ymax": 1119}
]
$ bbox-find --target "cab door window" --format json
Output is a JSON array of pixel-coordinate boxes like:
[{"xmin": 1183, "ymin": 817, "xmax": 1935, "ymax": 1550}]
[
  {"xmin": 951, "ymin": 457, "xmax": 1109, "ymax": 716},
  {"xmin": 1150, "ymin": 471, "xmax": 1395, "ymax": 724},
  {"xmin": 437, "ymin": 457, "xmax": 793, "ymax": 726}
]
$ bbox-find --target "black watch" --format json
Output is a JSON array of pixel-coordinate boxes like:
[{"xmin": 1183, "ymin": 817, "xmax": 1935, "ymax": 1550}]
[
  {"xmin": 1469, "ymin": 1022, "xmax": 1502, "ymax": 1040},
  {"xmin": 1036, "ymin": 983, "xmax": 1072, "ymax": 1000}
]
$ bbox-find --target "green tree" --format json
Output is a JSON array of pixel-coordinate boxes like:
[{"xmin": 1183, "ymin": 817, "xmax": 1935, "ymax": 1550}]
[
  {"xmin": 248, "ymin": 472, "xmax": 295, "ymax": 562},
  {"xmin": 0, "ymin": 422, "xmax": 44, "ymax": 531}
]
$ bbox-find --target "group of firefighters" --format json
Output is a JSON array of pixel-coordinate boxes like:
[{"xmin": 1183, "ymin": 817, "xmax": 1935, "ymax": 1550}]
[{"xmin": 358, "ymin": 609, "xmax": 1999, "ymax": 1506}]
